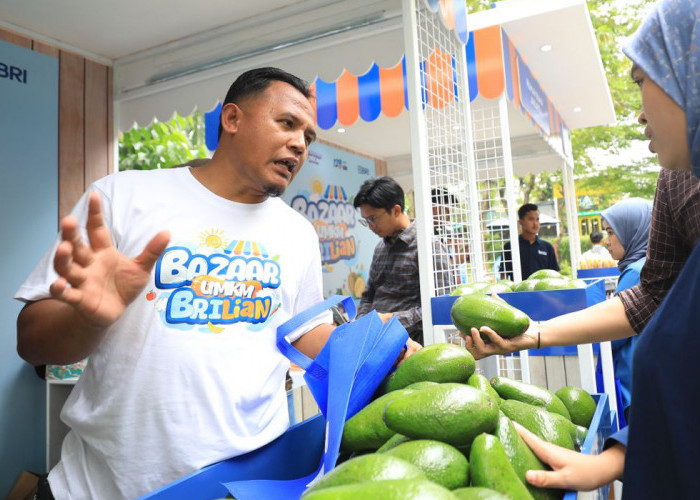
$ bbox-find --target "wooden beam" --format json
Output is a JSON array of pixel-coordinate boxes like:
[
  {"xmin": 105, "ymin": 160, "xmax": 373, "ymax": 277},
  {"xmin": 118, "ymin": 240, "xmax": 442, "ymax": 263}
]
[{"xmin": 58, "ymin": 51, "xmax": 85, "ymax": 220}]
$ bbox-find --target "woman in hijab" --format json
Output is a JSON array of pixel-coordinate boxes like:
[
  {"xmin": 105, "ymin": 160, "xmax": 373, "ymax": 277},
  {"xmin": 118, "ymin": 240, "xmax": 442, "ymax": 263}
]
[
  {"xmin": 595, "ymin": 198, "xmax": 652, "ymax": 424},
  {"xmin": 464, "ymin": 0, "xmax": 700, "ymax": 495}
]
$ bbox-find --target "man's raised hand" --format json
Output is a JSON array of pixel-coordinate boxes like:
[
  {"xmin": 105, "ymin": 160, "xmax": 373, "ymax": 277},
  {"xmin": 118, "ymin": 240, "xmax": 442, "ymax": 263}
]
[{"xmin": 50, "ymin": 192, "xmax": 170, "ymax": 328}]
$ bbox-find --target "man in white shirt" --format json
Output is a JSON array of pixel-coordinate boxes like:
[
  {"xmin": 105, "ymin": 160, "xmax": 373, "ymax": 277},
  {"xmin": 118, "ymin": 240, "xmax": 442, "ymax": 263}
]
[
  {"xmin": 15, "ymin": 68, "xmax": 340, "ymax": 500},
  {"xmin": 580, "ymin": 230, "xmax": 614, "ymax": 266}
]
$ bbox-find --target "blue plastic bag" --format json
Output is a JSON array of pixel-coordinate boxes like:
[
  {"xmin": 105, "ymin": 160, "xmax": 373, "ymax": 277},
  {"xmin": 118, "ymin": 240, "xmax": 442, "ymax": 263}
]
[{"xmin": 223, "ymin": 295, "xmax": 409, "ymax": 499}]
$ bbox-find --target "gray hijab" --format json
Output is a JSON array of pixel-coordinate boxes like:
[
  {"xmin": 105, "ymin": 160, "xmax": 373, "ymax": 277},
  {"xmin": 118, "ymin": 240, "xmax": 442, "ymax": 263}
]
[
  {"xmin": 623, "ymin": 0, "xmax": 700, "ymax": 178},
  {"xmin": 601, "ymin": 198, "xmax": 653, "ymax": 272}
]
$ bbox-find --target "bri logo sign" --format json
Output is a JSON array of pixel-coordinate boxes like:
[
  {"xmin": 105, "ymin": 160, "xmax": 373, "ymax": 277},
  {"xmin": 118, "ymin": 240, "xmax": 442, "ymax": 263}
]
[{"xmin": 0, "ymin": 61, "xmax": 28, "ymax": 84}]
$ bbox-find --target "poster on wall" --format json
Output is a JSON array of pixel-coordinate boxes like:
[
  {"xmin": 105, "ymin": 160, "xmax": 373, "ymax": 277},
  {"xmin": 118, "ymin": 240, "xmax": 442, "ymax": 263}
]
[{"xmin": 282, "ymin": 142, "xmax": 378, "ymax": 299}]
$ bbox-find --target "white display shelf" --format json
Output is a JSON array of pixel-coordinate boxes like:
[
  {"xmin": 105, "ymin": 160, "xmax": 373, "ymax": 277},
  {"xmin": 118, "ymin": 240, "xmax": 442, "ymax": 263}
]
[{"xmin": 46, "ymin": 377, "xmax": 78, "ymax": 470}]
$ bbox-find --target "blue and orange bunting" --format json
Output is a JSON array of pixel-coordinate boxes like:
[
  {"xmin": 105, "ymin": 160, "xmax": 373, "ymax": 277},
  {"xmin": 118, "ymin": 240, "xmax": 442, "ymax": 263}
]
[
  {"xmin": 423, "ymin": 0, "xmax": 469, "ymax": 45},
  {"xmin": 205, "ymin": 26, "xmax": 567, "ymax": 150}
]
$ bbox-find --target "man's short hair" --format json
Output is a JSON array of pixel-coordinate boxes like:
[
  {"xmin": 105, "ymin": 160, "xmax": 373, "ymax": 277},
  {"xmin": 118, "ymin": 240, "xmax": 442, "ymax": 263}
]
[
  {"xmin": 518, "ymin": 203, "xmax": 539, "ymax": 220},
  {"xmin": 353, "ymin": 177, "xmax": 405, "ymax": 212},
  {"xmin": 431, "ymin": 187, "xmax": 458, "ymax": 206},
  {"xmin": 218, "ymin": 67, "xmax": 311, "ymax": 139},
  {"xmin": 590, "ymin": 230, "xmax": 604, "ymax": 244}
]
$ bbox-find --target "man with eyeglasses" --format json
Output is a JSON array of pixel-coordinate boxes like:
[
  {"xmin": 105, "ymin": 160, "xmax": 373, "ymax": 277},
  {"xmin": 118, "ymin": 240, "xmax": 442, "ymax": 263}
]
[{"xmin": 353, "ymin": 177, "xmax": 453, "ymax": 344}]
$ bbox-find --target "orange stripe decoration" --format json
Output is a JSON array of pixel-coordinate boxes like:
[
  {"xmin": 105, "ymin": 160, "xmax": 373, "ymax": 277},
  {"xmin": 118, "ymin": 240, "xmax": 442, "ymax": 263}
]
[
  {"xmin": 510, "ymin": 42, "xmax": 521, "ymax": 110},
  {"xmin": 379, "ymin": 61, "xmax": 405, "ymax": 118},
  {"xmin": 425, "ymin": 48, "xmax": 454, "ymax": 109},
  {"xmin": 474, "ymin": 26, "xmax": 505, "ymax": 100},
  {"xmin": 440, "ymin": 0, "xmax": 455, "ymax": 30},
  {"xmin": 336, "ymin": 69, "xmax": 360, "ymax": 126}
]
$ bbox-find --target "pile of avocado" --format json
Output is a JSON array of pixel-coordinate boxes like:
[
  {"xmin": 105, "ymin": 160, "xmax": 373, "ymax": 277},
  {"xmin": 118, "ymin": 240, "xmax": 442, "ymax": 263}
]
[
  {"xmin": 451, "ymin": 270, "xmax": 587, "ymax": 297},
  {"xmin": 301, "ymin": 343, "xmax": 597, "ymax": 500}
]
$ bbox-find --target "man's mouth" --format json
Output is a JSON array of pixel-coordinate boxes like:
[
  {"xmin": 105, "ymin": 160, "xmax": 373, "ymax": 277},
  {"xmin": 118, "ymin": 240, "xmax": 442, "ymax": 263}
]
[{"xmin": 274, "ymin": 159, "xmax": 298, "ymax": 176}]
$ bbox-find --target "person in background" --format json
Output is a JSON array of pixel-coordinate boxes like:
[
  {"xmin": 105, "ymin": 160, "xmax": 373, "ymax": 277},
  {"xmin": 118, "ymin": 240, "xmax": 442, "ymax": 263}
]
[
  {"xmin": 579, "ymin": 230, "xmax": 613, "ymax": 267},
  {"xmin": 500, "ymin": 203, "xmax": 560, "ymax": 280},
  {"xmin": 595, "ymin": 197, "xmax": 653, "ymax": 425},
  {"xmin": 354, "ymin": 177, "xmax": 453, "ymax": 344},
  {"xmin": 464, "ymin": 0, "xmax": 700, "ymax": 495}
]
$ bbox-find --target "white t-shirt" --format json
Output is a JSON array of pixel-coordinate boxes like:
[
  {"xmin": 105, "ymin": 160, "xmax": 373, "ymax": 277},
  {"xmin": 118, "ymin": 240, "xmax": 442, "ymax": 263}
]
[{"xmin": 15, "ymin": 168, "xmax": 327, "ymax": 500}]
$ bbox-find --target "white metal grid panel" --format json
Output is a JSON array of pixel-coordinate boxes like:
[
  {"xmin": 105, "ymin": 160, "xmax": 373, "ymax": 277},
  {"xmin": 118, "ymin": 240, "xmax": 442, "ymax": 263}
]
[{"xmin": 409, "ymin": 0, "xmax": 480, "ymax": 297}]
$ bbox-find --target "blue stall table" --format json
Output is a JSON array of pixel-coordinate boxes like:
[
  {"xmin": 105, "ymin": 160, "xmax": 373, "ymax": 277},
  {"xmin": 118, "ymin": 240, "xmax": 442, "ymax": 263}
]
[{"xmin": 431, "ymin": 278, "xmax": 606, "ymax": 355}]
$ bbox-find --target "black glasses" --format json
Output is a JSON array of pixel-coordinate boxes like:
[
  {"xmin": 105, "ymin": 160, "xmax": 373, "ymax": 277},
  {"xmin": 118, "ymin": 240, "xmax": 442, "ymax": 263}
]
[{"xmin": 358, "ymin": 212, "xmax": 386, "ymax": 227}]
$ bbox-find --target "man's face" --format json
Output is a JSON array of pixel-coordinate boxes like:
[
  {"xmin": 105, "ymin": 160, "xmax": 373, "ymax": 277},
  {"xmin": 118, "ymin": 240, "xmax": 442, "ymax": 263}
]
[
  {"xmin": 359, "ymin": 204, "xmax": 401, "ymax": 238},
  {"xmin": 519, "ymin": 210, "xmax": 540, "ymax": 237},
  {"xmin": 223, "ymin": 81, "xmax": 316, "ymax": 197},
  {"xmin": 633, "ymin": 65, "xmax": 690, "ymax": 171}
]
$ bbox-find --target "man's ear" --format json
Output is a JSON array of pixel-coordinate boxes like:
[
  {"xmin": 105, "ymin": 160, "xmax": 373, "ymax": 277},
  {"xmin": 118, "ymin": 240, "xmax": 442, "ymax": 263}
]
[
  {"xmin": 220, "ymin": 102, "xmax": 242, "ymax": 136},
  {"xmin": 393, "ymin": 204, "xmax": 402, "ymax": 217}
]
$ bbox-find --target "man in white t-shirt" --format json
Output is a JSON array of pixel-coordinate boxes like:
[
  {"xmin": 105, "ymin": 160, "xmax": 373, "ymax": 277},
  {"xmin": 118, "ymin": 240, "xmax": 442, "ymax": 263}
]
[
  {"xmin": 579, "ymin": 230, "xmax": 614, "ymax": 267},
  {"xmin": 15, "ymin": 68, "xmax": 349, "ymax": 500}
]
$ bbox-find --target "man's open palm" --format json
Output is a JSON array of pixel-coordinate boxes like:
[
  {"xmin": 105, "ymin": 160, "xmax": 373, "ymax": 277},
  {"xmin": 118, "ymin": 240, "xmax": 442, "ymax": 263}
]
[{"xmin": 50, "ymin": 192, "xmax": 170, "ymax": 327}]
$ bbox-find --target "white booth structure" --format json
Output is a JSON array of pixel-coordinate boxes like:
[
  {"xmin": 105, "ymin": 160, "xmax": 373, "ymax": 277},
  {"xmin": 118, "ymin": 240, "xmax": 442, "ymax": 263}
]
[{"xmin": 1, "ymin": 0, "xmax": 617, "ymax": 490}]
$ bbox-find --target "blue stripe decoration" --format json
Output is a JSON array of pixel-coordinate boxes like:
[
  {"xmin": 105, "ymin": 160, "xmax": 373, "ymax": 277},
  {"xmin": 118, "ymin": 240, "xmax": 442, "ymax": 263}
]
[
  {"xmin": 358, "ymin": 63, "xmax": 381, "ymax": 122},
  {"xmin": 204, "ymin": 102, "xmax": 223, "ymax": 151},
  {"xmin": 315, "ymin": 78, "xmax": 338, "ymax": 130},
  {"xmin": 465, "ymin": 34, "xmax": 478, "ymax": 102},
  {"xmin": 243, "ymin": 241, "xmax": 252, "ymax": 255},
  {"xmin": 340, "ymin": 186, "xmax": 347, "ymax": 200},
  {"xmin": 424, "ymin": 0, "xmax": 440, "ymax": 13},
  {"xmin": 259, "ymin": 242, "xmax": 268, "ymax": 258},
  {"xmin": 502, "ymin": 30, "xmax": 514, "ymax": 103},
  {"xmin": 419, "ymin": 60, "xmax": 428, "ymax": 109},
  {"xmin": 451, "ymin": 54, "xmax": 459, "ymax": 102},
  {"xmin": 402, "ymin": 56, "xmax": 409, "ymax": 111},
  {"xmin": 324, "ymin": 185, "xmax": 331, "ymax": 198},
  {"xmin": 453, "ymin": 0, "xmax": 469, "ymax": 45}
]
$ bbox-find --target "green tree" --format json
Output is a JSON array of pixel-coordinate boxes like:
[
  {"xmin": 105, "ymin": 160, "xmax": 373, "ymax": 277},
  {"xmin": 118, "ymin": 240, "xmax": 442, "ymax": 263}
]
[
  {"xmin": 118, "ymin": 111, "xmax": 209, "ymax": 171},
  {"xmin": 571, "ymin": 0, "xmax": 657, "ymax": 176}
]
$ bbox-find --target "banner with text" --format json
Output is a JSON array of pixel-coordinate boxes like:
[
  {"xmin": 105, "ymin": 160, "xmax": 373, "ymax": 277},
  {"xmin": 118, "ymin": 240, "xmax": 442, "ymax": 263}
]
[{"xmin": 282, "ymin": 143, "xmax": 378, "ymax": 299}]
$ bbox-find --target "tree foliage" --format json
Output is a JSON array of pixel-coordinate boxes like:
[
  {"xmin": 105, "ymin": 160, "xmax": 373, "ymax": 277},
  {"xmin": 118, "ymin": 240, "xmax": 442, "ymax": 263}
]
[
  {"xmin": 118, "ymin": 112, "xmax": 209, "ymax": 171},
  {"xmin": 571, "ymin": 0, "xmax": 657, "ymax": 175}
]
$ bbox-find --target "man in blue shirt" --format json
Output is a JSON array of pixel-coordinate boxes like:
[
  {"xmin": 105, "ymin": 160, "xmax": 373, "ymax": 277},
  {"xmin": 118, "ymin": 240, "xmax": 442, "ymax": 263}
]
[{"xmin": 501, "ymin": 203, "xmax": 559, "ymax": 280}]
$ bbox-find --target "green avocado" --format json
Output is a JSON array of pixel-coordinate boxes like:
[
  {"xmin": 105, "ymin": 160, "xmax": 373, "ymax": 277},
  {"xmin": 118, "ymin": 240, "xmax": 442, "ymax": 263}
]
[
  {"xmin": 494, "ymin": 412, "xmax": 563, "ymax": 500},
  {"xmin": 341, "ymin": 388, "xmax": 416, "ymax": 452},
  {"xmin": 555, "ymin": 386, "xmax": 597, "ymax": 427},
  {"xmin": 500, "ymin": 400, "xmax": 575, "ymax": 450},
  {"xmin": 570, "ymin": 279, "xmax": 588, "ymax": 289},
  {"xmin": 384, "ymin": 439, "xmax": 469, "ymax": 489},
  {"xmin": 512, "ymin": 280, "xmax": 540, "ymax": 292},
  {"xmin": 482, "ymin": 282, "xmax": 513, "ymax": 294},
  {"xmin": 302, "ymin": 479, "xmax": 457, "ymax": 500},
  {"xmin": 470, "ymin": 281, "xmax": 494, "ymax": 292},
  {"xmin": 469, "ymin": 433, "xmax": 535, "ymax": 500},
  {"xmin": 450, "ymin": 294, "xmax": 530, "ymax": 339},
  {"xmin": 452, "ymin": 284, "xmax": 477, "ymax": 296},
  {"xmin": 376, "ymin": 433, "xmax": 412, "ymax": 453},
  {"xmin": 302, "ymin": 454, "xmax": 425, "ymax": 495},
  {"xmin": 384, "ymin": 343, "xmax": 475, "ymax": 393},
  {"xmin": 528, "ymin": 269, "xmax": 563, "ymax": 280},
  {"xmin": 453, "ymin": 487, "xmax": 510, "ymax": 499},
  {"xmin": 404, "ymin": 381, "xmax": 440, "ymax": 391},
  {"xmin": 533, "ymin": 278, "xmax": 576, "ymax": 290},
  {"xmin": 383, "ymin": 383, "xmax": 499, "ymax": 447},
  {"xmin": 467, "ymin": 373, "xmax": 500, "ymax": 403},
  {"xmin": 498, "ymin": 279, "xmax": 515, "ymax": 289},
  {"xmin": 490, "ymin": 376, "xmax": 571, "ymax": 420}
]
